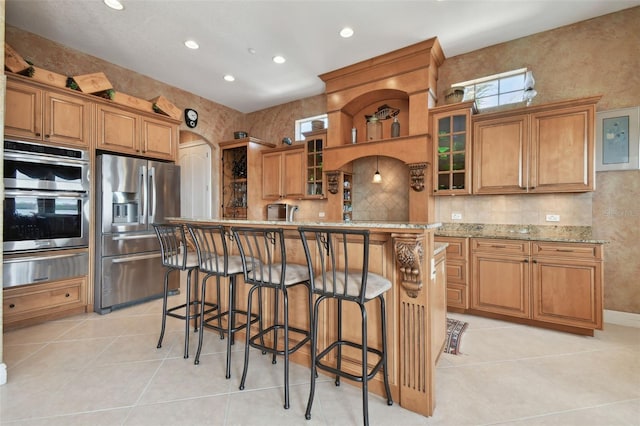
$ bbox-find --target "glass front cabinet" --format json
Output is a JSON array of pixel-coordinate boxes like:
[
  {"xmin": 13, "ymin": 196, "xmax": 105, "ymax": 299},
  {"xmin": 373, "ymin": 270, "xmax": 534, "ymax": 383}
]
[
  {"xmin": 303, "ymin": 130, "xmax": 325, "ymax": 198},
  {"xmin": 430, "ymin": 101, "xmax": 476, "ymax": 195}
]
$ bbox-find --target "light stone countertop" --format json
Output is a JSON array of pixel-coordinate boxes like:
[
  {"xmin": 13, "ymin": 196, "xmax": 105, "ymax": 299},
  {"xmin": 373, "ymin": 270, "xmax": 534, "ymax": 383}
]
[
  {"xmin": 436, "ymin": 223, "xmax": 607, "ymax": 244},
  {"xmin": 169, "ymin": 217, "xmax": 442, "ymax": 231}
]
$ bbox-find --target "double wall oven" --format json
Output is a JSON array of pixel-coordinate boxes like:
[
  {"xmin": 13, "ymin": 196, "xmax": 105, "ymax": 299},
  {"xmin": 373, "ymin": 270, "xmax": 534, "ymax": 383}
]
[{"xmin": 3, "ymin": 140, "xmax": 90, "ymax": 288}]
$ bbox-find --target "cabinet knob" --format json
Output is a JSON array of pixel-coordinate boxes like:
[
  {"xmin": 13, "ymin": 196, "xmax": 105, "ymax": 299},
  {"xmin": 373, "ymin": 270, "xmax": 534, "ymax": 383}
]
[
  {"xmin": 524, "ymin": 259, "xmax": 529, "ymax": 263},
  {"xmin": 65, "ymin": 293, "xmax": 70, "ymax": 297},
  {"xmin": 35, "ymin": 132, "xmax": 41, "ymax": 137},
  {"xmin": 9, "ymin": 303, "xmax": 16, "ymax": 309},
  {"xmin": 45, "ymin": 134, "xmax": 50, "ymax": 138}
]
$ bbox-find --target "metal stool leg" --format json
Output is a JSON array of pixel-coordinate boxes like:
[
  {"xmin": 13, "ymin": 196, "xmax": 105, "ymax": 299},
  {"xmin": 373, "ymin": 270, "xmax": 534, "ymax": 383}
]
[{"xmin": 157, "ymin": 267, "xmax": 171, "ymax": 349}]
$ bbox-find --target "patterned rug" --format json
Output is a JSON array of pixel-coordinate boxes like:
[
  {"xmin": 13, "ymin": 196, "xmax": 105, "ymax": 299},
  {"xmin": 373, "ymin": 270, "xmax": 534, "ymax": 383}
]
[{"xmin": 444, "ymin": 317, "xmax": 469, "ymax": 355}]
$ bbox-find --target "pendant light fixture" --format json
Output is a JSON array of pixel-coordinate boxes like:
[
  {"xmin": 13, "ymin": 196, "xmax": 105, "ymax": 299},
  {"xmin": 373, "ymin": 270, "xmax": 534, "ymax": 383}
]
[{"xmin": 372, "ymin": 156, "xmax": 382, "ymax": 184}]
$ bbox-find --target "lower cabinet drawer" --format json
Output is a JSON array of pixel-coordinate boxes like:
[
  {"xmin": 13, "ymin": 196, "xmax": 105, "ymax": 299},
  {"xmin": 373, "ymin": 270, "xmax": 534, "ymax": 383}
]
[
  {"xmin": 447, "ymin": 283, "xmax": 468, "ymax": 309},
  {"xmin": 3, "ymin": 277, "xmax": 87, "ymax": 324}
]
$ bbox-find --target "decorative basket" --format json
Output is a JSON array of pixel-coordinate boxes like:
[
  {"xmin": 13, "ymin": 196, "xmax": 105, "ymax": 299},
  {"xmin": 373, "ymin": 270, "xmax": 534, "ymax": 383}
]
[{"xmin": 443, "ymin": 87, "xmax": 465, "ymax": 104}]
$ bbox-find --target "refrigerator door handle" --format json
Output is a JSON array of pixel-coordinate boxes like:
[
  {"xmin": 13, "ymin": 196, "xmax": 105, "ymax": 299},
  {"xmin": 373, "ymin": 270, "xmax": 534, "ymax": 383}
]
[
  {"xmin": 111, "ymin": 253, "xmax": 161, "ymax": 264},
  {"xmin": 149, "ymin": 166, "xmax": 156, "ymax": 222},
  {"xmin": 139, "ymin": 165, "xmax": 148, "ymax": 224},
  {"xmin": 112, "ymin": 234, "xmax": 158, "ymax": 241}
]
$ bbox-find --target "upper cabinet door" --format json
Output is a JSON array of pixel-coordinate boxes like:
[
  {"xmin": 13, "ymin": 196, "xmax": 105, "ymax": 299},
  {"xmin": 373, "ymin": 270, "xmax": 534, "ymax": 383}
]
[
  {"xmin": 5, "ymin": 81, "xmax": 43, "ymax": 140},
  {"xmin": 141, "ymin": 116, "xmax": 177, "ymax": 161},
  {"xmin": 431, "ymin": 103, "xmax": 474, "ymax": 195},
  {"xmin": 530, "ymin": 104, "xmax": 594, "ymax": 193},
  {"xmin": 473, "ymin": 114, "xmax": 529, "ymax": 194},
  {"xmin": 96, "ymin": 104, "xmax": 140, "ymax": 155},
  {"xmin": 282, "ymin": 149, "xmax": 305, "ymax": 198},
  {"xmin": 44, "ymin": 91, "xmax": 91, "ymax": 148}
]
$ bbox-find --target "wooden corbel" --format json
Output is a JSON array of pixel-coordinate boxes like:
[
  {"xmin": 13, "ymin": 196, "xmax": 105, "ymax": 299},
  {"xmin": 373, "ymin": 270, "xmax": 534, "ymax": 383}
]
[
  {"xmin": 393, "ymin": 233, "xmax": 425, "ymax": 298},
  {"xmin": 408, "ymin": 163, "xmax": 427, "ymax": 192},
  {"xmin": 326, "ymin": 171, "xmax": 340, "ymax": 194}
]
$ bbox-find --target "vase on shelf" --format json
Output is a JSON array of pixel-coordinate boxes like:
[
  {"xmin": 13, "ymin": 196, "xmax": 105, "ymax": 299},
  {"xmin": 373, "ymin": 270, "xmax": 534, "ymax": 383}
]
[
  {"xmin": 391, "ymin": 116, "xmax": 400, "ymax": 138},
  {"xmin": 366, "ymin": 115, "xmax": 382, "ymax": 141}
]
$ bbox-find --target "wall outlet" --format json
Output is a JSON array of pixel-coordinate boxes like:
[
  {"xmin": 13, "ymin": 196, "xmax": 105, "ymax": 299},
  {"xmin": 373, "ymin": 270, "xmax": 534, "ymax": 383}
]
[
  {"xmin": 546, "ymin": 214, "xmax": 560, "ymax": 222},
  {"xmin": 451, "ymin": 212, "xmax": 463, "ymax": 220},
  {"xmin": 318, "ymin": 211, "xmax": 325, "ymax": 218}
]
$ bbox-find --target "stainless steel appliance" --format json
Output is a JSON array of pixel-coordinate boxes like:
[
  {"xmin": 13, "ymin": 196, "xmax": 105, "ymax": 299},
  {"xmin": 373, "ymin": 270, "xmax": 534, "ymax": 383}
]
[
  {"xmin": 95, "ymin": 153, "xmax": 180, "ymax": 313},
  {"xmin": 3, "ymin": 140, "xmax": 90, "ymax": 253},
  {"xmin": 3, "ymin": 251, "xmax": 88, "ymax": 288},
  {"xmin": 266, "ymin": 203, "xmax": 299, "ymax": 222}
]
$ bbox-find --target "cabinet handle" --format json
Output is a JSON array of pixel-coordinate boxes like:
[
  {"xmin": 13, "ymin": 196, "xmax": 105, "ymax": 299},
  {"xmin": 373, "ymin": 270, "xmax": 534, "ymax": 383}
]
[
  {"xmin": 35, "ymin": 132, "xmax": 41, "ymax": 137},
  {"xmin": 45, "ymin": 134, "xmax": 50, "ymax": 138},
  {"xmin": 491, "ymin": 245, "xmax": 506, "ymax": 248},
  {"xmin": 524, "ymin": 258, "xmax": 529, "ymax": 263},
  {"xmin": 9, "ymin": 303, "xmax": 16, "ymax": 309},
  {"xmin": 532, "ymin": 260, "xmax": 538, "ymax": 264},
  {"xmin": 530, "ymin": 186, "xmax": 535, "ymax": 190},
  {"xmin": 556, "ymin": 249, "xmax": 574, "ymax": 252},
  {"xmin": 65, "ymin": 293, "xmax": 70, "ymax": 297}
]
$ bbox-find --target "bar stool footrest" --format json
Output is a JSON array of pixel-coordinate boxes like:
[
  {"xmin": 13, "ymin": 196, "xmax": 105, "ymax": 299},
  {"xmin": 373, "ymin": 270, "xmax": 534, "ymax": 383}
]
[
  {"xmin": 201, "ymin": 309, "xmax": 260, "ymax": 335},
  {"xmin": 248, "ymin": 324, "xmax": 310, "ymax": 356},
  {"xmin": 315, "ymin": 340, "xmax": 385, "ymax": 383},
  {"xmin": 166, "ymin": 301, "xmax": 218, "ymax": 321}
]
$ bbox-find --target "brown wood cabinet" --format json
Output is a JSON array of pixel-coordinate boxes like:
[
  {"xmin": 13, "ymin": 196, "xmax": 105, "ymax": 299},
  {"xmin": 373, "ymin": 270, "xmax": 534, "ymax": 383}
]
[
  {"xmin": 302, "ymin": 130, "xmax": 326, "ymax": 198},
  {"xmin": 473, "ymin": 97, "xmax": 600, "ymax": 194},
  {"xmin": 434, "ymin": 236, "xmax": 469, "ymax": 309},
  {"xmin": 221, "ymin": 137, "xmax": 275, "ymax": 219},
  {"xmin": 470, "ymin": 238, "xmax": 531, "ymax": 318},
  {"xmin": 466, "ymin": 237, "xmax": 603, "ymax": 334},
  {"xmin": 430, "ymin": 101, "xmax": 475, "ymax": 195},
  {"xmin": 5, "ymin": 78, "xmax": 91, "ymax": 148},
  {"xmin": 531, "ymin": 241, "xmax": 603, "ymax": 329},
  {"xmin": 96, "ymin": 104, "xmax": 177, "ymax": 161},
  {"xmin": 262, "ymin": 146, "xmax": 305, "ymax": 200},
  {"xmin": 3, "ymin": 276, "xmax": 88, "ymax": 330}
]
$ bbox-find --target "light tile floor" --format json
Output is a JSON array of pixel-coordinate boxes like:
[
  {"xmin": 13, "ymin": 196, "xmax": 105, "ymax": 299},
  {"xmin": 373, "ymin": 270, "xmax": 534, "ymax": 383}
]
[{"xmin": 1, "ymin": 293, "xmax": 639, "ymax": 426}]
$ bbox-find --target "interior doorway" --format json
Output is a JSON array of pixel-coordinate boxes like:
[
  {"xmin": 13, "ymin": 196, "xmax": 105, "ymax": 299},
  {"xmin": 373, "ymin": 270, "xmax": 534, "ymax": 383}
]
[{"xmin": 178, "ymin": 140, "xmax": 213, "ymax": 218}]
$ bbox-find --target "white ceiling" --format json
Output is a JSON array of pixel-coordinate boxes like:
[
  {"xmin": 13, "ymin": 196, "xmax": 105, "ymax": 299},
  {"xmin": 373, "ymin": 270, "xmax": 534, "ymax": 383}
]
[{"xmin": 5, "ymin": 0, "xmax": 639, "ymax": 113}]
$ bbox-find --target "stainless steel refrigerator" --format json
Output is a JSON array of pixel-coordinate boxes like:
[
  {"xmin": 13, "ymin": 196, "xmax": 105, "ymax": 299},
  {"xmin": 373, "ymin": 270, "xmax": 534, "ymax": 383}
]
[{"xmin": 95, "ymin": 153, "xmax": 180, "ymax": 313}]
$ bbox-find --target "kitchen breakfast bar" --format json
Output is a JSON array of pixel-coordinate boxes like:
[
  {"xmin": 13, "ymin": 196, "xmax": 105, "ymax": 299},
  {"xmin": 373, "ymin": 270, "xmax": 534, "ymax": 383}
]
[{"xmin": 169, "ymin": 218, "xmax": 446, "ymax": 417}]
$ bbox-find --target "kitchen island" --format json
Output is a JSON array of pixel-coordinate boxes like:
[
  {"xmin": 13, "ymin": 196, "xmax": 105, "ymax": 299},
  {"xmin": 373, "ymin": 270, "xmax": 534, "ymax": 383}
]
[{"xmin": 169, "ymin": 218, "xmax": 445, "ymax": 417}]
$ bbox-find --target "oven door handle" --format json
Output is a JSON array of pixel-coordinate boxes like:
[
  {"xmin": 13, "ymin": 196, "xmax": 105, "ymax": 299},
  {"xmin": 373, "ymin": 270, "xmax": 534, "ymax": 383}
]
[
  {"xmin": 2, "ymin": 252, "xmax": 86, "ymax": 264},
  {"xmin": 3, "ymin": 151, "xmax": 89, "ymax": 167},
  {"xmin": 4, "ymin": 190, "xmax": 88, "ymax": 198}
]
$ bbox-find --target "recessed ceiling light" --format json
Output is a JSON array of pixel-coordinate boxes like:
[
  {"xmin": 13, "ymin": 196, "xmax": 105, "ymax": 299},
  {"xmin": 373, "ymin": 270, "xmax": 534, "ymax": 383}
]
[
  {"xmin": 184, "ymin": 40, "xmax": 199, "ymax": 50},
  {"xmin": 248, "ymin": 48, "xmax": 257, "ymax": 54},
  {"xmin": 340, "ymin": 27, "xmax": 354, "ymax": 38},
  {"xmin": 272, "ymin": 55, "xmax": 286, "ymax": 64},
  {"xmin": 224, "ymin": 74, "xmax": 235, "ymax": 82},
  {"xmin": 104, "ymin": 0, "xmax": 124, "ymax": 10}
]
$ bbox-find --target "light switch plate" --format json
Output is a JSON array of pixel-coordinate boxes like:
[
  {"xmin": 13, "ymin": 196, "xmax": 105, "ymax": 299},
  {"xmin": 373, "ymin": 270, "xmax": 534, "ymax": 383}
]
[
  {"xmin": 318, "ymin": 211, "xmax": 325, "ymax": 218},
  {"xmin": 451, "ymin": 212, "xmax": 463, "ymax": 220},
  {"xmin": 546, "ymin": 214, "xmax": 560, "ymax": 222}
]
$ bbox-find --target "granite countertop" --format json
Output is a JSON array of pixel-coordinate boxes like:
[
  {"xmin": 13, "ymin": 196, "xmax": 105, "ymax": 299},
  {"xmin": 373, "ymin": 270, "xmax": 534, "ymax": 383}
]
[
  {"xmin": 436, "ymin": 223, "xmax": 607, "ymax": 244},
  {"xmin": 169, "ymin": 217, "xmax": 442, "ymax": 231}
]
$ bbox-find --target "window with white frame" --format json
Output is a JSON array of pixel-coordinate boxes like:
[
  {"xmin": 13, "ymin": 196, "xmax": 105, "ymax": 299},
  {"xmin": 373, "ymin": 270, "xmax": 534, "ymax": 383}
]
[
  {"xmin": 453, "ymin": 68, "xmax": 532, "ymax": 110},
  {"xmin": 295, "ymin": 113, "xmax": 328, "ymax": 140}
]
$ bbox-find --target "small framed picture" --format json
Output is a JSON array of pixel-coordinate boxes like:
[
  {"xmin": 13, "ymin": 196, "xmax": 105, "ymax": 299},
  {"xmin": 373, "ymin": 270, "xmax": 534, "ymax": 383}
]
[{"xmin": 596, "ymin": 106, "xmax": 640, "ymax": 171}]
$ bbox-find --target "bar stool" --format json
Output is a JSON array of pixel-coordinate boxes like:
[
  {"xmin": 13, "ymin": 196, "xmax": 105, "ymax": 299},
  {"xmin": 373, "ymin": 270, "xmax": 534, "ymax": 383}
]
[
  {"xmin": 231, "ymin": 226, "xmax": 312, "ymax": 410},
  {"xmin": 298, "ymin": 227, "xmax": 393, "ymax": 426},
  {"xmin": 187, "ymin": 223, "xmax": 260, "ymax": 378},
  {"xmin": 153, "ymin": 223, "xmax": 217, "ymax": 359}
]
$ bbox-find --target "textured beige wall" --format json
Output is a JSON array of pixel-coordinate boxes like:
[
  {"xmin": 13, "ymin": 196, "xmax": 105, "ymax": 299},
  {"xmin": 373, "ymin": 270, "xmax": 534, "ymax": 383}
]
[{"xmin": 436, "ymin": 7, "xmax": 640, "ymax": 313}]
